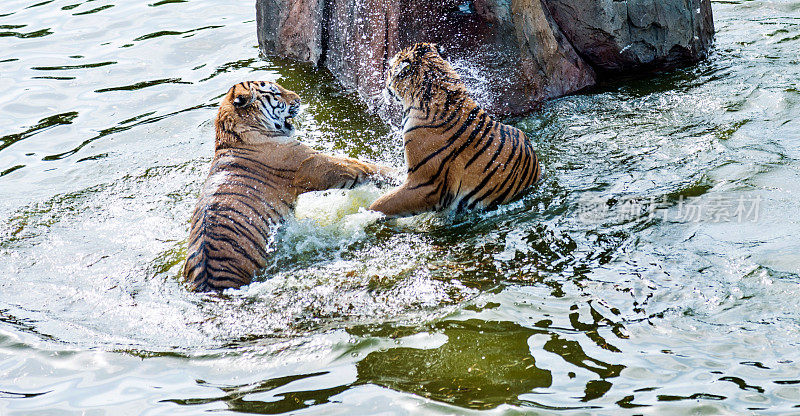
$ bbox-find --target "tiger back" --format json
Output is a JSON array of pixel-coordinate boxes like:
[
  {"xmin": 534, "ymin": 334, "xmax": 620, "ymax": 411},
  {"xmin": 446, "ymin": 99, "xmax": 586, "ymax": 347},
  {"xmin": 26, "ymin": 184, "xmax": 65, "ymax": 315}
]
[
  {"xmin": 369, "ymin": 43, "xmax": 542, "ymax": 218},
  {"xmin": 184, "ymin": 81, "xmax": 391, "ymax": 292}
]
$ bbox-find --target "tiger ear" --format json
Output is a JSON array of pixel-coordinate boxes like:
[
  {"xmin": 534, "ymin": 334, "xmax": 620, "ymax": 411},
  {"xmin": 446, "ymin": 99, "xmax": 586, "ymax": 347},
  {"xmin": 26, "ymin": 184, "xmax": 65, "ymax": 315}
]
[{"xmin": 415, "ymin": 43, "xmax": 435, "ymax": 57}]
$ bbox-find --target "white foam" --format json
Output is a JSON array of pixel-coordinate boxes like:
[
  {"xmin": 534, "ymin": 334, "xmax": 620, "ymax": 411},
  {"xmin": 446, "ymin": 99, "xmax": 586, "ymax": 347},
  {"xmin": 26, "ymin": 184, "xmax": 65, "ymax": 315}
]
[
  {"xmin": 282, "ymin": 184, "xmax": 386, "ymax": 255},
  {"xmin": 494, "ymin": 229, "xmax": 531, "ymax": 262}
]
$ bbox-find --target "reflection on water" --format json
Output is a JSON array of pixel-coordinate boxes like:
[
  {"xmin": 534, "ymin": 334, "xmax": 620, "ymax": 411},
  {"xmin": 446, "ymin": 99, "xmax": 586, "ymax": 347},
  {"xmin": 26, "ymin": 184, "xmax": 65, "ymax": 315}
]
[
  {"xmin": 164, "ymin": 317, "xmax": 625, "ymax": 413},
  {"xmin": 354, "ymin": 320, "xmax": 554, "ymax": 410},
  {"xmin": 1, "ymin": 0, "xmax": 800, "ymax": 414}
]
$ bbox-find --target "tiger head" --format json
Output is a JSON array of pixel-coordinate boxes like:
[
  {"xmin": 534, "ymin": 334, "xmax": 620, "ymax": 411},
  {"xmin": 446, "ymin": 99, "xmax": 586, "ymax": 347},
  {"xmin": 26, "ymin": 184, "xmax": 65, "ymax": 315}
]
[
  {"xmin": 215, "ymin": 81, "xmax": 301, "ymax": 148},
  {"xmin": 385, "ymin": 43, "xmax": 467, "ymax": 109}
]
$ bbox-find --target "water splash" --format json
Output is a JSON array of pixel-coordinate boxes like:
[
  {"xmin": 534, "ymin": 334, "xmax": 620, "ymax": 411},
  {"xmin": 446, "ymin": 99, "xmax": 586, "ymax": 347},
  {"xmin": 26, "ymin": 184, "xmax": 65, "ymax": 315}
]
[{"xmin": 449, "ymin": 57, "xmax": 493, "ymax": 110}]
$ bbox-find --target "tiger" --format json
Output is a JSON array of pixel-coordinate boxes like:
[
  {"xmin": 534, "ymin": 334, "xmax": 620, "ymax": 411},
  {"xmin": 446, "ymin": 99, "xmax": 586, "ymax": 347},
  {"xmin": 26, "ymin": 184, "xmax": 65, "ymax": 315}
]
[
  {"xmin": 183, "ymin": 81, "xmax": 392, "ymax": 292},
  {"xmin": 369, "ymin": 43, "xmax": 542, "ymax": 218}
]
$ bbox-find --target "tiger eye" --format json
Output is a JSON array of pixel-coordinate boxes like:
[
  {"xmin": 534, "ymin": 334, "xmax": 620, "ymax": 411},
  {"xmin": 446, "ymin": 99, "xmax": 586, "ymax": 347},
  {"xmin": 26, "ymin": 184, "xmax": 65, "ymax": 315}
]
[{"xmin": 233, "ymin": 95, "xmax": 247, "ymax": 107}]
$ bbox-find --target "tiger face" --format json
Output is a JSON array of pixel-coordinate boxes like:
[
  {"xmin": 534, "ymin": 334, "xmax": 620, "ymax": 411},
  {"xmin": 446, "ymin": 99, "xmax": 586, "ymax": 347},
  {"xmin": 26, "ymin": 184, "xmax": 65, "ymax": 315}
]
[
  {"xmin": 385, "ymin": 43, "xmax": 465, "ymax": 108},
  {"xmin": 216, "ymin": 81, "xmax": 301, "ymax": 147}
]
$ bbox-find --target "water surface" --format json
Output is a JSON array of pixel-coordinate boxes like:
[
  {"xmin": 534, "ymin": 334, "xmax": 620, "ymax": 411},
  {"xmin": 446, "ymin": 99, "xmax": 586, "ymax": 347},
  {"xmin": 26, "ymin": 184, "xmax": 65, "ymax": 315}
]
[{"xmin": 2, "ymin": 0, "xmax": 800, "ymax": 414}]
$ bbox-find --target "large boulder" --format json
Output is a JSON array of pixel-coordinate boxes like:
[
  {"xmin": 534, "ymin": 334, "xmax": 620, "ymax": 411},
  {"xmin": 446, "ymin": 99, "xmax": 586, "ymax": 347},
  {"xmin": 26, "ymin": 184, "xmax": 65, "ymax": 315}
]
[
  {"xmin": 255, "ymin": 0, "xmax": 713, "ymax": 118},
  {"xmin": 543, "ymin": 0, "xmax": 714, "ymax": 73}
]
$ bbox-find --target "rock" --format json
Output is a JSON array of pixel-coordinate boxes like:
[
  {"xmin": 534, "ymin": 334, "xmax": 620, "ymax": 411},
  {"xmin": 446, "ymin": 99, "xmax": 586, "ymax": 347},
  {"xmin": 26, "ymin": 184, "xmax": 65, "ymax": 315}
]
[
  {"xmin": 543, "ymin": 0, "xmax": 715, "ymax": 73},
  {"xmin": 255, "ymin": 0, "xmax": 713, "ymax": 118},
  {"xmin": 440, "ymin": 0, "xmax": 596, "ymax": 116},
  {"xmin": 256, "ymin": 0, "xmax": 596, "ymax": 118},
  {"xmin": 256, "ymin": 0, "xmax": 323, "ymax": 63},
  {"xmin": 323, "ymin": 0, "xmax": 400, "ymax": 110}
]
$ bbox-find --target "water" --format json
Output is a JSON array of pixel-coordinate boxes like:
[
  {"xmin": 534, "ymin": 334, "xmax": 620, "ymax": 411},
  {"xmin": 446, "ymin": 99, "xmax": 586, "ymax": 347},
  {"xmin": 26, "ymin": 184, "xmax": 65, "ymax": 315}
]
[{"xmin": 1, "ymin": 0, "xmax": 800, "ymax": 414}]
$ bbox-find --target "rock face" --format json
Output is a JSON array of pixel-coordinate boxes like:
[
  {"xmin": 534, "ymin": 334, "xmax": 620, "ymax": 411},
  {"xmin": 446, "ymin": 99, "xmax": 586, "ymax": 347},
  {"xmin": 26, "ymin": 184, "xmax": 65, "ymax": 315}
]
[
  {"xmin": 323, "ymin": 0, "xmax": 400, "ymax": 109},
  {"xmin": 458, "ymin": 0, "xmax": 597, "ymax": 115},
  {"xmin": 256, "ymin": 0, "xmax": 714, "ymax": 118},
  {"xmin": 544, "ymin": 0, "xmax": 714, "ymax": 73},
  {"xmin": 256, "ymin": 0, "xmax": 323, "ymax": 63}
]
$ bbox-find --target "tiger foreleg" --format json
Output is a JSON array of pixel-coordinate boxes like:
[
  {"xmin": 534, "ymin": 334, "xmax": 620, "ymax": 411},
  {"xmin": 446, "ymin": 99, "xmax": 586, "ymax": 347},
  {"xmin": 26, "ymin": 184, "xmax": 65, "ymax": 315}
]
[
  {"xmin": 369, "ymin": 182, "xmax": 438, "ymax": 218},
  {"xmin": 344, "ymin": 158, "xmax": 398, "ymax": 187},
  {"xmin": 295, "ymin": 154, "xmax": 397, "ymax": 192}
]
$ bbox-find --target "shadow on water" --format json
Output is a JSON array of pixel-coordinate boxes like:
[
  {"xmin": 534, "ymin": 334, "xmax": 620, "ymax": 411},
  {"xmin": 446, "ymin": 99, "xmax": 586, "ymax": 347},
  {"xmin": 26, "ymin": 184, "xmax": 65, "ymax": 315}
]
[
  {"xmin": 350, "ymin": 320, "xmax": 556, "ymax": 410},
  {"xmin": 163, "ymin": 372, "xmax": 349, "ymax": 414},
  {"xmin": 0, "ymin": 111, "xmax": 79, "ymax": 153},
  {"xmin": 42, "ymin": 104, "xmax": 209, "ymax": 161},
  {"xmin": 165, "ymin": 316, "xmax": 627, "ymax": 412},
  {"xmin": 94, "ymin": 77, "xmax": 192, "ymax": 93},
  {"xmin": 0, "ymin": 26, "xmax": 52, "ymax": 38},
  {"xmin": 131, "ymin": 25, "xmax": 222, "ymax": 42}
]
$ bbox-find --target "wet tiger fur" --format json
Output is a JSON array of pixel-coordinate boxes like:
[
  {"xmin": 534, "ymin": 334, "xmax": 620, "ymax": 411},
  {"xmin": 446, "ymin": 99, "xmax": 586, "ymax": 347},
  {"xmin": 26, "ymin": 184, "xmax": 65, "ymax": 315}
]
[
  {"xmin": 184, "ymin": 81, "xmax": 391, "ymax": 292},
  {"xmin": 369, "ymin": 43, "xmax": 542, "ymax": 218}
]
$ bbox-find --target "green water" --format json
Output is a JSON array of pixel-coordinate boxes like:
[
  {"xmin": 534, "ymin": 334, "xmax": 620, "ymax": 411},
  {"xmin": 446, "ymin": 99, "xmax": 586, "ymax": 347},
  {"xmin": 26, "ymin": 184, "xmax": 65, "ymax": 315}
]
[{"xmin": 2, "ymin": 0, "xmax": 800, "ymax": 414}]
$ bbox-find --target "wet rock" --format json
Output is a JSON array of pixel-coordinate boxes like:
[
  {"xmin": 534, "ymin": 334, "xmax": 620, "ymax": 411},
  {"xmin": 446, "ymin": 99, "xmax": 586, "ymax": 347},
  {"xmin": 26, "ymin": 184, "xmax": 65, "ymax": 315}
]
[
  {"xmin": 543, "ymin": 0, "xmax": 715, "ymax": 73},
  {"xmin": 256, "ymin": 0, "xmax": 597, "ymax": 118},
  {"xmin": 431, "ymin": 0, "xmax": 596, "ymax": 116},
  {"xmin": 255, "ymin": 0, "xmax": 713, "ymax": 118},
  {"xmin": 256, "ymin": 0, "xmax": 323, "ymax": 63},
  {"xmin": 323, "ymin": 0, "xmax": 400, "ymax": 110}
]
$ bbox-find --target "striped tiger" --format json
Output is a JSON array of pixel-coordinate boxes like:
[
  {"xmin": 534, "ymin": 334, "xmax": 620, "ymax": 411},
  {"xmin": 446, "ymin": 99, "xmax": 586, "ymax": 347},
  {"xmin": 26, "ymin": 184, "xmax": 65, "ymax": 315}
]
[
  {"xmin": 184, "ymin": 81, "xmax": 391, "ymax": 292},
  {"xmin": 369, "ymin": 43, "xmax": 542, "ymax": 218}
]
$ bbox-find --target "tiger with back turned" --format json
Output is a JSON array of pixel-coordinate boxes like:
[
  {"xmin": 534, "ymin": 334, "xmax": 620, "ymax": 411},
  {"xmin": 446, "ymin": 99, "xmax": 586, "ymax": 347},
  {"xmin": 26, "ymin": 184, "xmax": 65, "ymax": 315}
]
[
  {"xmin": 369, "ymin": 43, "xmax": 542, "ymax": 218},
  {"xmin": 184, "ymin": 81, "xmax": 391, "ymax": 292}
]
